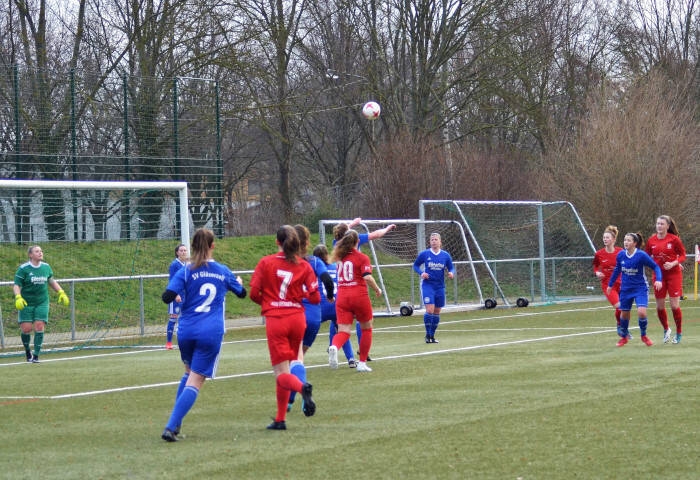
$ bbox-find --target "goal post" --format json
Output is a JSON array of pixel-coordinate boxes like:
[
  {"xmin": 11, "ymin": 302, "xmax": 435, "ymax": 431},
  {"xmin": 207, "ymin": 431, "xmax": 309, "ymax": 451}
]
[
  {"xmin": 318, "ymin": 218, "xmax": 495, "ymax": 314},
  {"xmin": 419, "ymin": 200, "xmax": 597, "ymax": 303},
  {"xmin": 319, "ymin": 200, "xmax": 597, "ymax": 314},
  {"xmin": 0, "ymin": 179, "xmax": 191, "ymax": 356},
  {"xmin": 0, "ymin": 179, "xmax": 190, "ymax": 250}
]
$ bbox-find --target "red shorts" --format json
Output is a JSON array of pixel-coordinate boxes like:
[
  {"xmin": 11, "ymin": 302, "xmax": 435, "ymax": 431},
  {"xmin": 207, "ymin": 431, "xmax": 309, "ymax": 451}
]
[
  {"xmin": 653, "ymin": 271, "xmax": 683, "ymax": 299},
  {"xmin": 264, "ymin": 310, "xmax": 305, "ymax": 366},
  {"xmin": 335, "ymin": 294, "xmax": 373, "ymax": 325},
  {"xmin": 601, "ymin": 281, "xmax": 620, "ymax": 306}
]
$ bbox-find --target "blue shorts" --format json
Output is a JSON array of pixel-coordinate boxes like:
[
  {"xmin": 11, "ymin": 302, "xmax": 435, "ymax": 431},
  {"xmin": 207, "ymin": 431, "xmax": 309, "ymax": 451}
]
[
  {"xmin": 177, "ymin": 331, "xmax": 224, "ymax": 379},
  {"xmin": 320, "ymin": 301, "xmax": 336, "ymax": 322},
  {"xmin": 421, "ymin": 283, "xmax": 446, "ymax": 308},
  {"xmin": 303, "ymin": 302, "xmax": 322, "ymax": 348},
  {"xmin": 618, "ymin": 289, "xmax": 650, "ymax": 311}
]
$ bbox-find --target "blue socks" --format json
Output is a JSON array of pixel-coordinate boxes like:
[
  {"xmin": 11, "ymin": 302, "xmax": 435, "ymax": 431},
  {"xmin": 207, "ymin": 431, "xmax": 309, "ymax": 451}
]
[
  {"xmin": 424, "ymin": 313, "xmax": 440, "ymax": 336},
  {"xmin": 288, "ymin": 360, "xmax": 306, "ymax": 403},
  {"xmin": 166, "ymin": 385, "xmax": 199, "ymax": 431},
  {"xmin": 166, "ymin": 320, "xmax": 176, "ymax": 342},
  {"xmin": 176, "ymin": 373, "xmax": 189, "ymax": 399},
  {"xmin": 432, "ymin": 314, "xmax": 440, "ymax": 336},
  {"xmin": 620, "ymin": 318, "xmax": 630, "ymax": 337},
  {"xmin": 638, "ymin": 317, "xmax": 648, "ymax": 337}
]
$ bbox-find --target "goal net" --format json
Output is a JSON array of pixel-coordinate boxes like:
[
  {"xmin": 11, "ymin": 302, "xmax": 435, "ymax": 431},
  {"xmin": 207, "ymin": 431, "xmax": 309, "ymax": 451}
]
[
  {"xmin": 420, "ymin": 200, "xmax": 597, "ymax": 304},
  {"xmin": 319, "ymin": 201, "xmax": 596, "ymax": 314},
  {"xmin": 319, "ymin": 218, "xmax": 489, "ymax": 314},
  {"xmin": 0, "ymin": 180, "xmax": 190, "ymax": 359}
]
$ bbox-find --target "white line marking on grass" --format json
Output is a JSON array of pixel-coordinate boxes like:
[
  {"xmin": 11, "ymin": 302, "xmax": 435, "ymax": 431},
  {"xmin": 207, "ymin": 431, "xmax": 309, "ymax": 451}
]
[{"xmin": 0, "ymin": 305, "xmax": 625, "ymax": 401}]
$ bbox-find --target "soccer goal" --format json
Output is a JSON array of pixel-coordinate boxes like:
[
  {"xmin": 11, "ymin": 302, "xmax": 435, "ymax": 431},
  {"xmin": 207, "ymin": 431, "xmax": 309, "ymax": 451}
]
[
  {"xmin": 319, "ymin": 201, "xmax": 597, "ymax": 315},
  {"xmin": 419, "ymin": 200, "xmax": 597, "ymax": 305},
  {"xmin": 319, "ymin": 218, "xmax": 493, "ymax": 315},
  {"xmin": 0, "ymin": 180, "xmax": 190, "ymax": 357}
]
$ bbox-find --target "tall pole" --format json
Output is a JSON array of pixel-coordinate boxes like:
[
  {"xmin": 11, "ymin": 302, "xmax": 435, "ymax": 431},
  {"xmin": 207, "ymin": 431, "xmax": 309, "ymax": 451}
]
[
  {"xmin": 70, "ymin": 69, "xmax": 80, "ymax": 240},
  {"xmin": 13, "ymin": 64, "xmax": 25, "ymax": 243},
  {"xmin": 215, "ymin": 80, "xmax": 223, "ymax": 237},
  {"xmin": 122, "ymin": 73, "xmax": 131, "ymax": 239}
]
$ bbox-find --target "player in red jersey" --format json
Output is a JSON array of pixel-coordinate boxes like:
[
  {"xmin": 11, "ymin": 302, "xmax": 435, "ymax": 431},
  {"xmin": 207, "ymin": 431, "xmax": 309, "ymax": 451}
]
[
  {"xmin": 592, "ymin": 225, "xmax": 627, "ymax": 338},
  {"xmin": 327, "ymin": 229, "xmax": 382, "ymax": 372},
  {"xmin": 250, "ymin": 225, "xmax": 321, "ymax": 430},
  {"xmin": 645, "ymin": 215, "xmax": 687, "ymax": 344}
]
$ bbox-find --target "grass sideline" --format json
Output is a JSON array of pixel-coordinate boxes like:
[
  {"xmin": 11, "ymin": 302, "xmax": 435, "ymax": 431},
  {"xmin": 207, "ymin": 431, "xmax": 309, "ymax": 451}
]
[{"xmin": 1, "ymin": 300, "xmax": 698, "ymax": 479}]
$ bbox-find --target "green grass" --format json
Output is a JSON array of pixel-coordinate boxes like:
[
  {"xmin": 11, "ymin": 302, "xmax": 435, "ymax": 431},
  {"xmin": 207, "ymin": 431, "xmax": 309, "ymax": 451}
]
[{"xmin": 1, "ymin": 301, "xmax": 698, "ymax": 479}]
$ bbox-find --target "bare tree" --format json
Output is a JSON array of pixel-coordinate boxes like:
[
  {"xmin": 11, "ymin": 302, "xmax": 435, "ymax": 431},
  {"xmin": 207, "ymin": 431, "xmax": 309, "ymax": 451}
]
[
  {"xmin": 537, "ymin": 72, "xmax": 699, "ymax": 240},
  {"xmin": 229, "ymin": 0, "xmax": 315, "ymax": 223}
]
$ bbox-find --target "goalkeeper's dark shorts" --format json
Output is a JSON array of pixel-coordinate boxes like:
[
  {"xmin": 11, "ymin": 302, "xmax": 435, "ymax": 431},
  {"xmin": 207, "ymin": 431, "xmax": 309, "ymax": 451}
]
[{"xmin": 18, "ymin": 301, "xmax": 50, "ymax": 323}]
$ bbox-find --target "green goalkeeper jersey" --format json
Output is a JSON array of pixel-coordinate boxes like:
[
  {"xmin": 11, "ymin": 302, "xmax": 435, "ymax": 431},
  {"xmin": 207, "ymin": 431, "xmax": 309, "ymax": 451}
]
[{"xmin": 14, "ymin": 261, "xmax": 54, "ymax": 305}]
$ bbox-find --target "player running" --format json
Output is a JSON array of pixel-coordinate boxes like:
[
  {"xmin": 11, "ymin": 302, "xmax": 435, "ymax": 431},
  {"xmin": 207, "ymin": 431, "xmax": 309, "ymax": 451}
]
[
  {"xmin": 608, "ymin": 232, "xmax": 662, "ymax": 347},
  {"xmin": 645, "ymin": 215, "xmax": 687, "ymax": 344}
]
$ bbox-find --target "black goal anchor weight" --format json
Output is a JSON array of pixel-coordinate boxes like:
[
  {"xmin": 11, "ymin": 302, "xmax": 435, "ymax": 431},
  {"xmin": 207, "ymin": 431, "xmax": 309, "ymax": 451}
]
[
  {"xmin": 484, "ymin": 298, "xmax": 497, "ymax": 309},
  {"xmin": 516, "ymin": 297, "xmax": 529, "ymax": 308}
]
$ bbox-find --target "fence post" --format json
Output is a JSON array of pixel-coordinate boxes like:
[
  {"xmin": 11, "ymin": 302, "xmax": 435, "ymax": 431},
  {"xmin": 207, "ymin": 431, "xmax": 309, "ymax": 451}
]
[
  {"xmin": 139, "ymin": 277, "xmax": 145, "ymax": 335},
  {"xmin": 70, "ymin": 281, "xmax": 76, "ymax": 340}
]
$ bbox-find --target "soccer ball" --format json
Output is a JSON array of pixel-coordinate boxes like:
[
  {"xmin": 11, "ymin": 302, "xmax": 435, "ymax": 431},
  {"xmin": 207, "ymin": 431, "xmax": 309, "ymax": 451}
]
[{"xmin": 361, "ymin": 101, "xmax": 381, "ymax": 120}]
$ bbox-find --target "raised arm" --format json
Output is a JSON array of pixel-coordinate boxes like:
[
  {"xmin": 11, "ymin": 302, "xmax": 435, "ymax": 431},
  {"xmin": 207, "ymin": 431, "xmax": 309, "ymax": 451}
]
[{"xmin": 368, "ymin": 223, "xmax": 396, "ymax": 240}]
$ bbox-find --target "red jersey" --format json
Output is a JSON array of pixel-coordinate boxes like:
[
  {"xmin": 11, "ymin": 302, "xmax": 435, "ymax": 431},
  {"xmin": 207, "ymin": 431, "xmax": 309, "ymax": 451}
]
[
  {"xmin": 250, "ymin": 253, "xmax": 319, "ymax": 316},
  {"xmin": 336, "ymin": 249, "xmax": 373, "ymax": 297},
  {"xmin": 592, "ymin": 247, "xmax": 622, "ymax": 286},
  {"xmin": 645, "ymin": 233, "xmax": 686, "ymax": 274}
]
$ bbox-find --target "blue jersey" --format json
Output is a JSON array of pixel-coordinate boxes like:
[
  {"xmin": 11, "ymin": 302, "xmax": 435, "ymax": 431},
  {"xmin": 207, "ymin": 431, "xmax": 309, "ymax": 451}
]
[
  {"xmin": 168, "ymin": 258, "xmax": 186, "ymax": 307},
  {"xmin": 169, "ymin": 258, "xmax": 186, "ymax": 280},
  {"xmin": 609, "ymin": 249, "xmax": 662, "ymax": 294},
  {"xmin": 320, "ymin": 261, "xmax": 337, "ymax": 321},
  {"xmin": 166, "ymin": 260, "xmax": 246, "ymax": 338},
  {"xmin": 302, "ymin": 255, "xmax": 328, "ymax": 308},
  {"xmin": 413, "ymin": 248, "xmax": 455, "ymax": 289},
  {"xmin": 332, "ymin": 233, "xmax": 369, "ymax": 249}
]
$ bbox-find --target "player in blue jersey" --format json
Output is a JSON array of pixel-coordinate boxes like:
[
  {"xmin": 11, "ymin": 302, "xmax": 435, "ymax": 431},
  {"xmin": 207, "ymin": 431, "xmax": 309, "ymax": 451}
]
[
  {"xmin": 313, "ymin": 244, "xmax": 356, "ymax": 367},
  {"xmin": 413, "ymin": 232, "xmax": 455, "ymax": 343},
  {"xmin": 166, "ymin": 243, "xmax": 188, "ymax": 349},
  {"xmin": 160, "ymin": 228, "xmax": 247, "ymax": 442},
  {"xmin": 332, "ymin": 218, "xmax": 396, "ymax": 357},
  {"xmin": 287, "ymin": 225, "xmax": 335, "ymax": 411},
  {"xmin": 608, "ymin": 232, "xmax": 662, "ymax": 348}
]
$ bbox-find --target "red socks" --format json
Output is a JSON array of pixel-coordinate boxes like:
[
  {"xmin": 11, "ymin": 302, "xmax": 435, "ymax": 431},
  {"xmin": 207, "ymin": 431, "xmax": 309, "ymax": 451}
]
[
  {"xmin": 275, "ymin": 373, "xmax": 303, "ymax": 422},
  {"xmin": 358, "ymin": 329, "xmax": 373, "ymax": 362},
  {"xmin": 332, "ymin": 331, "xmax": 351, "ymax": 350},
  {"xmin": 656, "ymin": 308, "xmax": 669, "ymax": 330},
  {"xmin": 671, "ymin": 307, "xmax": 682, "ymax": 334}
]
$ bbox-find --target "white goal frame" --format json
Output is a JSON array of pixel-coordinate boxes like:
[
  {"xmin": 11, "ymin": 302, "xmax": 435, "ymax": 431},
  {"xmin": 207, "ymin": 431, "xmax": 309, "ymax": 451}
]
[
  {"xmin": 0, "ymin": 179, "xmax": 190, "ymax": 251},
  {"xmin": 319, "ymin": 218, "xmax": 488, "ymax": 315},
  {"xmin": 0, "ymin": 179, "xmax": 191, "ymax": 352},
  {"xmin": 419, "ymin": 199, "xmax": 596, "ymax": 303}
]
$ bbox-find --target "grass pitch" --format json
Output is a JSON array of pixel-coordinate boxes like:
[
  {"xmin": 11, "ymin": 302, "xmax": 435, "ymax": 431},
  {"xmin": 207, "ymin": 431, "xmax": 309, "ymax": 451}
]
[{"xmin": 1, "ymin": 301, "xmax": 698, "ymax": 479}]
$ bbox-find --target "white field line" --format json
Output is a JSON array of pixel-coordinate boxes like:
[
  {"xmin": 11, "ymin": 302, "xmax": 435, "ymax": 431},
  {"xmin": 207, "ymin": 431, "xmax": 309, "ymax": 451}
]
[{"xmin": 0, "ymin": 305, "xmax": 629, "ymax": 401}]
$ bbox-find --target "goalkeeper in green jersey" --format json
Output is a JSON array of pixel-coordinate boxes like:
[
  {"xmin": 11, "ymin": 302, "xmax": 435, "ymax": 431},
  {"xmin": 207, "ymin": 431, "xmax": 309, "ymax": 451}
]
[{"xmin": 13, "ymin": 245, "xmax": 70, "ymax": 363}]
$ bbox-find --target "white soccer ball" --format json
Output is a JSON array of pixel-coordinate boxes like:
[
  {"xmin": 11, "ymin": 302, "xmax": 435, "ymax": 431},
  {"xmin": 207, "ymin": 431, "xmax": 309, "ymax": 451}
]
[{"xmin": 362, "ymin": 101, "xmax": 381, "ymax": 120}]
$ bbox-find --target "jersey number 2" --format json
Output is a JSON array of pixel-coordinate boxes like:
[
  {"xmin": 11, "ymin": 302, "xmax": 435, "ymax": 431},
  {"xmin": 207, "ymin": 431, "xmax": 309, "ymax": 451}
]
[{"xmin": 194, "ymin": 282, "xmax": 217, "ymax": 312}]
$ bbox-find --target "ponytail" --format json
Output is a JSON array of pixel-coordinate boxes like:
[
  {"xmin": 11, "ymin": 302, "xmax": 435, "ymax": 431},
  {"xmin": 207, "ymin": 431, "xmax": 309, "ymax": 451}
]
[{"xmin": 277, "ymin": 225, "xmax": 300, "ymax": 263}]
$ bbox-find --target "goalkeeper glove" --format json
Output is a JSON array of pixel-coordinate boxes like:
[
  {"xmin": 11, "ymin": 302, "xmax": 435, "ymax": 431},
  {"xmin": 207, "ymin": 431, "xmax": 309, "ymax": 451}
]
[
  {"xmin": 57, "ymin": 290, "xmax": 70, "ymax": 306},
  {"xmin": 15, "ymin": 294, "xmax": 27, "ymax": 310}
]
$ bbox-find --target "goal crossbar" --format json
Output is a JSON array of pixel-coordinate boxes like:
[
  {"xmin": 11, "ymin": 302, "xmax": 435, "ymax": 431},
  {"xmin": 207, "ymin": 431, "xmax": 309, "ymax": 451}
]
[{"xmin": 0, "ymin": 179, "xmax": 190, "ymax": 251}]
